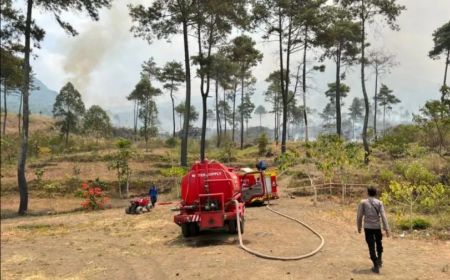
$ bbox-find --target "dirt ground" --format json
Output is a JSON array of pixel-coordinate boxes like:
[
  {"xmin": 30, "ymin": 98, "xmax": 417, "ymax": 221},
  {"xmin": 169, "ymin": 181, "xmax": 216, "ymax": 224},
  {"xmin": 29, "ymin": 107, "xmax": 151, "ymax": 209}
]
[{"xmin": 2, "ymin": 185, "xmax": 450, "ymax": 280}]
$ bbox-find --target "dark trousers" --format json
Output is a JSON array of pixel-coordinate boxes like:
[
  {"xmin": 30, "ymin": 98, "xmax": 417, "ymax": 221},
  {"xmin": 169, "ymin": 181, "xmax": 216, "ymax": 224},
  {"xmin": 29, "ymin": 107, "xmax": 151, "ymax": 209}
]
[
  {"xmin": 364, "ymin": 228, "xmax": 383, "ymax": 265},
  {"xmin": 151, "ymin": 196, "xmax": 157, "ymax": 207}
]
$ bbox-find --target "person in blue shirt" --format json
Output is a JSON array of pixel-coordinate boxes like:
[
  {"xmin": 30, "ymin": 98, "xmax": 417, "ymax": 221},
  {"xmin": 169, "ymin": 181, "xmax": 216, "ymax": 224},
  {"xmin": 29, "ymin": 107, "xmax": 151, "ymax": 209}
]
[{"xmin": 148, "ymin": 183, "xmax": 158, "ymax": 207}]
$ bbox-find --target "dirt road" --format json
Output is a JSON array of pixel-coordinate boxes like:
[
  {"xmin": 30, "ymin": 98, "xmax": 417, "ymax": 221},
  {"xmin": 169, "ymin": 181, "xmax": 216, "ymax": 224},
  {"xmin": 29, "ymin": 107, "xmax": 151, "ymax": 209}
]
[{"xmin": 1, "ymin": 194, "xmax": 449, "ymax": 280}]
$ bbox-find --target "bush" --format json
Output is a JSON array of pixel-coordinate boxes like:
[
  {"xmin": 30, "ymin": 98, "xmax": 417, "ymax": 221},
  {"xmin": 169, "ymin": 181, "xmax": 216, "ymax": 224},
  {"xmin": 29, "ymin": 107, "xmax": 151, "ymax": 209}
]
[
  {"xmin": 165, "ymin": 137, "xmax": 179, "ymax": 148},
  {"xmin": 80, "ymin": 181, "xmax": 111, "ymax": 210},
  {"xmin": 41, "ymin": 182, "xmax": 63, "ymax": 198},
  {"xmin": 377, "ymin": 134, "xmax": 408, "ymax": 159},
  {"xmin": 398, "ymin": 218, "xmax": 431, "ymax": 230},
  {"xmin": 257, "ymin": 133, "xmax": 268, "ymax": 156},
  {"xmin": 218, "ymin": 142, "xmax": 236, "ymax": 163},
  {"xmin": 378, "ymin": 169, "xmax": 395, "ymax": 186}
]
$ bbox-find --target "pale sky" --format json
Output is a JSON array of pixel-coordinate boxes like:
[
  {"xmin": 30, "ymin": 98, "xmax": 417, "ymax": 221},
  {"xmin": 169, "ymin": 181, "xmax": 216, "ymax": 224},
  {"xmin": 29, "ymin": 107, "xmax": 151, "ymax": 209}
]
[{"xmin": 29, "ymin": 0, "xmax": 450, "ymax": 130}]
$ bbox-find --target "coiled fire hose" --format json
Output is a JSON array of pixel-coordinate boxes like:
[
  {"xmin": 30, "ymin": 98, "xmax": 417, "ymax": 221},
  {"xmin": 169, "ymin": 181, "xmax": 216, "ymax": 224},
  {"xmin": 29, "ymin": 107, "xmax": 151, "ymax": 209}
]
[{"xmin": 233, "ymin": 200, "xmax": 325, "ymax": 260}]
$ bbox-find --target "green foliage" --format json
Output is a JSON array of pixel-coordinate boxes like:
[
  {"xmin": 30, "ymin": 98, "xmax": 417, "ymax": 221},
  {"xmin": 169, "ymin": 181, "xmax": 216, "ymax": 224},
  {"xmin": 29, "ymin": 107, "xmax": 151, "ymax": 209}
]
[
  {"xmin": 419, "ymin": 183, "xmax": 450, "ymax": 212},
  {"xmin": 428, "ymin": 20, "xmax": 450, "ymax": 60},
  {"xmin": 175, "ymin": 102, "xmax": 199, "ymax": 126},
  {"xmin": 403, "ymin": 162, "xmax": 437, "ymax": 185},
  {"xmin": 83, "ymin": 105, "xmax": 112, "ymax": 138},
  {"xmin": 34, "ymin": 168, "xmax": 45, "ymax": 187},
  {"xmin": 275, "ymin": 151, "xmax": 299, "ymax": 172},
  {"xmin": 108, "ymin": 139, "xmax": 134, "ymax": 197},
  {"xmin": 257, "ymin": 133, "xmax": 268, "ymax": 156},
  {"xmin": 131, "ymin": 76, "xmax": 161, "ymax": 150},
  {"xmin": 160, "ymin": 166, "xmax": 187, "ymax": 178},
  {"xmin": 381, "ymin": 162, "xmax": 448, "ymax": 230},
  {"xmin": 397, "ymin": 217, "xmax": 431, "ymax": 230},
  {"xmin": 0, "ymin": 134, "xmax": 19, "ymax": 163},
  {"xmin": 377, "ymin": 134, "xmax": 408, "ymax": 158},
  {"xmin": 414, "ymin": 100, "xmax": 450, "ymax": 154},
  {"xmin": 378, "ymin": 168, "xmax": 395, "ymax": 186},
  {"xmin": 42, "ymin": 182, "xmax": 63, "ymax": 198},
  {"xmin": 219, "ymin": 142, "xmax": 236, "ymax": 163},
  {"xmin": 53, "ymin": 82, "xmax": 86, "ymax": 144},
  {"xmin": 311, "ymin": 134, "xmax": 364, "ymax": 179},
  {"xmin": 165, "ymin": 137, "xmax": 179, "ymax": 148}
]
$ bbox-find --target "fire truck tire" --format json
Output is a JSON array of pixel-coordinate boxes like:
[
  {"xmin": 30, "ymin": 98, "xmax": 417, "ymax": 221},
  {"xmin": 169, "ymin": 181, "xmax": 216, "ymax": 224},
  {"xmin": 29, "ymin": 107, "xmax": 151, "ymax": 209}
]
[
  {"xmin": 228, "ymin": 219, "xmax": 238, "ymax": 234},
  {"xmin": 181, "ymin": 223, "xmax": 191, "ymax": 237},
  {"xmin": 189, "ymin": 223, "xmax": 199, "ymax": 236}
]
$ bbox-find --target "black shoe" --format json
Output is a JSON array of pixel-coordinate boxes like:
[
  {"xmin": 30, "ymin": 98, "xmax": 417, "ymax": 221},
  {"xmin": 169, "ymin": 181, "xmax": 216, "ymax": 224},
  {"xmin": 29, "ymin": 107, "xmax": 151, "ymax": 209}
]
[
  {"xmin": 377, "ymin": 257, "xmax": 383, "ymax": 268},
  {"xmin": 371, "ymin": 266, "xmax": 380, "ymax": 274}
]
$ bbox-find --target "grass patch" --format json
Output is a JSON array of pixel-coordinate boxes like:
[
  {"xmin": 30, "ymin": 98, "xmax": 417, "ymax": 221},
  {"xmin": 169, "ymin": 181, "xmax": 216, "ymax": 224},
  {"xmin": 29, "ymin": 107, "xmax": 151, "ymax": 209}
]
[{"xmin": 397, "ymin": 217, "xmax": 432, "ymax": 230}]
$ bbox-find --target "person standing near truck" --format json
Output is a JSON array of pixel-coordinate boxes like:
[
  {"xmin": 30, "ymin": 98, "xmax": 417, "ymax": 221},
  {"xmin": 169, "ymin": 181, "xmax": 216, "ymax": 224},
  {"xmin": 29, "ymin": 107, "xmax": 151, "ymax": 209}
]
[
  {"xmin": 148, "ymin": 183, "xmax": 158, "ymax": 207},
  {"xmin": 357, "ymin": 186, "xmax": 390, "ymax": 274}
]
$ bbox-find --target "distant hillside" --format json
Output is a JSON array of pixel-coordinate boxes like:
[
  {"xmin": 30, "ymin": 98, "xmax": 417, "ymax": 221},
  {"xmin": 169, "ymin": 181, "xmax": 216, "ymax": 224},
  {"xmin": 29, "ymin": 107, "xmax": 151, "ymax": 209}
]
[
  {"xmin": 3, "ymin": 79, "xmax": 58, "ymax": 116},
  {"xmin": 1, "ymin": 113, "xmax": 55, "ymax": 135}
]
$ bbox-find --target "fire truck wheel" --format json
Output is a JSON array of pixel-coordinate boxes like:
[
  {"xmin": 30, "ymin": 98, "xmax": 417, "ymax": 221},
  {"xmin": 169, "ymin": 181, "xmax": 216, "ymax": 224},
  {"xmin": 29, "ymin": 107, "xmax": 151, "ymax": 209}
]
[
  {"xmin": 136, "ymin": 206, "xmax": 143, "ymax": 214},
  {"xmin": 181, "ymin": 223, "xmax": 191, "ymax": 238},
  {"xmin": 228, "ymin": 220, "xmax": 237, "ymax": 234},
  {"xmin": 189, "ymin": 223, "xmax": 199, "ymax": 236}
]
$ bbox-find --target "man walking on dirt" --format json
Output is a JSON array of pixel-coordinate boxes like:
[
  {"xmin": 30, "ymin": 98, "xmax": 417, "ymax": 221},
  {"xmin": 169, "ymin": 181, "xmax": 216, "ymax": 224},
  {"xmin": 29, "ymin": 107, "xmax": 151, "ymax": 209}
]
[{"xmin": 357, "ymin": 186, "xmax": 390, "ymax": 274}]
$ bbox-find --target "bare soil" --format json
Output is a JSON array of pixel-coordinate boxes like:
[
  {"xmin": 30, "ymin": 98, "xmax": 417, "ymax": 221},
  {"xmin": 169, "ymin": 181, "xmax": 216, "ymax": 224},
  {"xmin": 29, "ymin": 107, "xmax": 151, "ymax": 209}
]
[{"xmin": 2, "ymin": 191, "xmax": 449, "ymax": 280}]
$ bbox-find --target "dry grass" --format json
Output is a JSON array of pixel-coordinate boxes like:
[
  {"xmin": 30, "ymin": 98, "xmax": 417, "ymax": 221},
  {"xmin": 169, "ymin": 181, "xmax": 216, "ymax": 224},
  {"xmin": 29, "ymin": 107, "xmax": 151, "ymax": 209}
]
[{"xmin": 1, "ymin": 113, "xmax": 55, "ymax": 135}]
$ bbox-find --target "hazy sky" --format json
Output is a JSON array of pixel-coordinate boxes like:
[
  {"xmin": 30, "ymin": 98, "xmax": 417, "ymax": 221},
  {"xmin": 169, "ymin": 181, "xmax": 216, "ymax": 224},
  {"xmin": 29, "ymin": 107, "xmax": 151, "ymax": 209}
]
[{"xmin": 29, "ymin": 0, "xmax": 450, "ymax": 129}]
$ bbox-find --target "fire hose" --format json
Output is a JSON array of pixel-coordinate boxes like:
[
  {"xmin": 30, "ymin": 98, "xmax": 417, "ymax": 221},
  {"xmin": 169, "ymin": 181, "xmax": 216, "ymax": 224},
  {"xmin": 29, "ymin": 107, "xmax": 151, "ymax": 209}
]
[{"xmin": 233, "ymin": 200, "xmax": 325, "ymax": 261}]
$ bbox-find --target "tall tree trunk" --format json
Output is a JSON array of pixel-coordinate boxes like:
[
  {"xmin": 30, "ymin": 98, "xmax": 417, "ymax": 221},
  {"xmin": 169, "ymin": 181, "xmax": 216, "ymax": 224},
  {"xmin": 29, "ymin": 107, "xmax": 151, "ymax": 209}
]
[
  {"xmin": 360, "ymin": 14, "xmax": 370, "ymax": 164},
  {"xmin": 442, "ymin": 49, "xmax": 449, "ymax": 102},
  {"xmin": 200, "ymin": 94, "xmax": 207, "ymax": 160},
  {"xmin": 444, "ymin": 49, "xmax": 449, "ymax": 87},
  {"xmin": 336, "ymin": 44, "xmax": 342, "ymax": 137},
  {"xmin": 281, "ymin": 19, "xmax": 292, "ymax": 154},
  {"xmin": 302, "ymin": 26, "xmax": 309, "ymax": 142},
  {"xmin": 215, "ymin": 78, "xmax": 221, "ymax": 147},
  {"xmin": 144, "ymin": 111, "xmax": 148, "ymax": 152},
  {"xmin": 277, "ymin": 10, "xmax": 286, "ymax": 153},
  {"xmin": 197, "ymin": 15, "xmax": 212, "ymax": 162},
  {"xmin": 373, "ymin": 67, "xmax": 379, "ymax": 140},
  {"xmin": 2, "ymin": 87, "xmax": 7, "ymax": 135},
  {"xmin": 133, "ymin": 100, "xmax": 137, "ymax": 137},
  {"xmin": 18, "ymin": 92, "xmax": 22, "ymax": 135},
  {"xmin": 223, "ymin": 88, "xmax": 227, "ymax": 135},
  {"xmin": 232, "ymin": 83, "xmax": 236, "ymax": 143},
  {"xmin": 180, "ymin": 19, "xmax": 191, "ymax": 167},
  {"xmin": 17, "ymin": 0, "xmax": 33, "ymax": 215},
  {"xmin": 274, "ymin": 100, "xmax": 277, "ymax": 142},
  {"xmin": 170, "ymin": 87, "xmax": 176, "ymax": 137},
  {"xmin": 240, "ymin": 75, "xmax": 244, "ymax": 149},
  {"xmin": 383, "ymin": 105, "xmax": 386, "ymax": 135}
]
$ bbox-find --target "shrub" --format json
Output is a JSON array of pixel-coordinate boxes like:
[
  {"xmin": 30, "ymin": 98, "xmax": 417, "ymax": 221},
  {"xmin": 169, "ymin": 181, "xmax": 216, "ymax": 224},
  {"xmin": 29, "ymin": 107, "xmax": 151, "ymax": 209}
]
[
  {"xmin": 379, "ymin": 169, "xmax": 395, "ymax": 186},
  {"xmin": 257, "ymin": 133, "xmax": 268, "ymax": 156},
  {"xmin": 275, "ymin": 151, "xmax": 298, "ymax": 172},
  {"xmin": 165, "ymin": 137, "xmax": 179, "ymax": 148},
  {"xmin": 397, "ymin": 217, "xmax": 431, "ymax": 230},
  {"xmin": 80, "ymin": 181, "xmax": 111, "ymax": 210},
  {"xmin": 42, "ymin": 182, "xmax": 63, "ymax": 198},
  {"xmin": 377, "ymin": 134, "xmax": 408, "ymax": 159},
  {"xmin": 34, "ymin": 168, "xmax": 45, "ymax": 187},
  {"xmin": 218, "ymin": 142, "xmax": 236, "ymax": 163}
]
